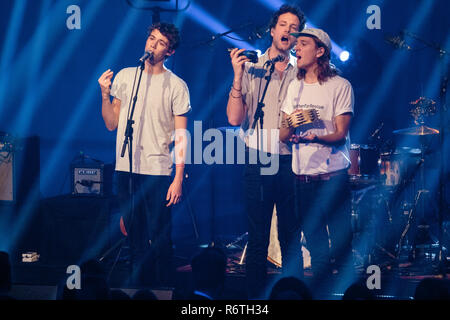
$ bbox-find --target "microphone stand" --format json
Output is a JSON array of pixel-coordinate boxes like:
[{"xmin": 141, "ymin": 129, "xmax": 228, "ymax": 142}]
[
  {"xmin": 99, "ymin": 59, "xmax": 147, "ymax": 282},
  {"xmin": 404, "ymin": 30, "xmax": 449, "ymax": 276},
  {"xmin": 252, "ymin": 60, "xmax": 276, "ymax": 162},
  {"xmin": 191, "ymin": 22, "xmax": 252, "ymax": 48}
]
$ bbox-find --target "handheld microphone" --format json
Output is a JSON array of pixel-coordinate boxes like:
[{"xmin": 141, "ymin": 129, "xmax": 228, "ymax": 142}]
[{"xmin": 139, "ymin": 51, "xmax": 154, "ymax": 63}]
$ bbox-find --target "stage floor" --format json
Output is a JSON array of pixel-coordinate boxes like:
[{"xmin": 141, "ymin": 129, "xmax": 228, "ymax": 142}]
[{"xmin": 9, "ymin": 242, "xmax": 450, "ymax": 300}]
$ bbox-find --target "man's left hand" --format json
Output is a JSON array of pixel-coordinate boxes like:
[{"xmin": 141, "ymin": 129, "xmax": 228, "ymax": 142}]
[{"xmin": 166, "ymin": 179, "xmax": 183, "ymax": 207}]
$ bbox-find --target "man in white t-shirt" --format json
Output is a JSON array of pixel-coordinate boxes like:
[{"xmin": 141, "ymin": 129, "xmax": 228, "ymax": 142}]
[
  {"xmin": 98, "ymin": 22, "xmax": 191, "ymax": 286},
  {"xmin": 280, "ymin": 28, "xmax": 355, "ymax": 291}
]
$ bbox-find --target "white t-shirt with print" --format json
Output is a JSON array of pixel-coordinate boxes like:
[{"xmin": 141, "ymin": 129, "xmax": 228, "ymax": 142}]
[
  {"xmin": 281, "ymin": 75, "xmax": 354, "ymax": 175},
  {"xmin": 110, "ymin": 67, "xmax": 191, "ymax": 176}
]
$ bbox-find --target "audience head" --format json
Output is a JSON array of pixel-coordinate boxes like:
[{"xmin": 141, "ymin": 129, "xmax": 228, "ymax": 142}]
[
  {"xmin": 343, "ymin": 280, "xmax": 376, "ymax": 300},
  {"xmin": 132, "ymin": 289, "xmax": 158, "ymax": 300},
  {"xmin": 110, "ymin": 289, "xmax": 131, "ymax": 300},
  {"xmin": 0, "ymin": 251, "xmax": 12, "ymax": 294},
  {"xmin": 269, "ymin": 276, "xmax": 313, "ymax": 300},
  {"xmin": 414, "ymin": 278, "xmax": 450, "ymax": 300},
  {"xmin": 190, "ymin": 247, "xmax": 227, "ymax": 297}
]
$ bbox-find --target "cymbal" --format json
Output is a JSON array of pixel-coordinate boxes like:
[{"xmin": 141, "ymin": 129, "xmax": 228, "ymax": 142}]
[{"xmin": 393, "ymin": 125, "xmax": 439, "ymax": 136}]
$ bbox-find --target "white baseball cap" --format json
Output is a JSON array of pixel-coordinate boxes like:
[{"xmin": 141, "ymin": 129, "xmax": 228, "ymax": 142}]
[{"xmin": 290, "ymin": 28, "xmax": 332, "ymax": 51}]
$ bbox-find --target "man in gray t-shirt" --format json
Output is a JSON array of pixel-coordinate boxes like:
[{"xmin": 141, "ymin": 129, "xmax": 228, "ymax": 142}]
[
  {"xmin": 227, "ymin": 5, "xmax": 306, "ymax": 299},
  {"xmin": 98, "ymin": 22, "xmax": 190, "ymax": 286}
]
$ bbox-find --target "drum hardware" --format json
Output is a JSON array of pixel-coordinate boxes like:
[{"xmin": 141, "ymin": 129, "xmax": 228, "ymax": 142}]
[
  {"xmin": 224, "ymin": 232, "xmax": 248, "ymax": 266},
  {"xmin": 392, "ymin": 125, "xmax": 439, "ymax": 136},
  {"xmin": 350, "ymin": 181, "xmax": 401, "ymax": 269},
  {"xmin": 392, "ymin": 110, "xmax": 440, "ymax": 263},
  {"xmin": 409, "ymin": 97, "xmax": 437, "ymax": 126},
  {"xmin": 348, "ymin": 144, "xmax": 381, "ymax": 190}
]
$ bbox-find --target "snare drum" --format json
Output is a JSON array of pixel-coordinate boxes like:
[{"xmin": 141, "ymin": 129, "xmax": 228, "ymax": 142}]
[{"xmin": 348, "ymin": 144, "xmax": 380, "ymax": 176}]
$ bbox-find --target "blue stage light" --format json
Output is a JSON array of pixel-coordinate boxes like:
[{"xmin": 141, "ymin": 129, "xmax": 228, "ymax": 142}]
[{"xmin": 339, "ymin": 50, "xmax": 350, "ymax": 62}]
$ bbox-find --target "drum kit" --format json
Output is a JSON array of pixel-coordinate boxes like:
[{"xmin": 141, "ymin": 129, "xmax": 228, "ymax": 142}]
[
  {"xmin": 349, "ymin": 97, "xmax": 443, "ymax": 269},
  {"xmin": 228, "ymin": 97, "xmax": 445, "ymax": 274}
]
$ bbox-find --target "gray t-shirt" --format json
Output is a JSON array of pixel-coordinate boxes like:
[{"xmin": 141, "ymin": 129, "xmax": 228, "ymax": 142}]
[
  {"xmin": 240, "ymin": 49, "xmax": 297, "ymax": 155},
  {"xmin": 110, "ymin": 67, "xmax": 191, "ymax": 175}
]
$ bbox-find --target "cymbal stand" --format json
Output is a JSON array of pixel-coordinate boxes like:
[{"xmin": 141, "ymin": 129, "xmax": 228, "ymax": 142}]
[
  {"xmin": 403, "ymin": 30, "xmax": 448, "ymax": 275},
  {"xmin": 396, "ymin": 136, "xmax": 429, "ymax": 261}
]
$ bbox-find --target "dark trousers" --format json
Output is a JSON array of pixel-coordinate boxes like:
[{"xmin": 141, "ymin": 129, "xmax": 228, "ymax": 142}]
[
  {"xmin": 117, "ymin": 171, "xmax": 173, "ymax": 286},
  {"xmin": 295, "ymin": 173, "xmax": 354, "ymax": 284},
  {"xmin": 244, "ymin": 154, "xmax": 302, "ymax": 299}
]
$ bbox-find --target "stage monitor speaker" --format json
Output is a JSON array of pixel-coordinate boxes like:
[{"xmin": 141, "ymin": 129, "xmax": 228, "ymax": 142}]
[
  {"xmin": 0, "ymin": 134, "xmax": 40, "ymax": 203},
  {"xmin": 71, "ymin": 157, "xmax": 113, "ymax": 197},
  {"xmin": 41, "ymin": 195, "xmax": 112, "ymax": 266}
]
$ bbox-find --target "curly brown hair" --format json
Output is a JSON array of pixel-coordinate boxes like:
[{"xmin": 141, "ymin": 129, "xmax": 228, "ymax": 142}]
[
  {"xmin": 147, "ymin": 22, "xmax": 180, "ymax": 51},
  {"xmin": 268, "ymin": 4, "xmax": 306, "ymax": 33},
  {"xmin": 297, "ymin": 36, "xmax": 339, "ymax": 84}
]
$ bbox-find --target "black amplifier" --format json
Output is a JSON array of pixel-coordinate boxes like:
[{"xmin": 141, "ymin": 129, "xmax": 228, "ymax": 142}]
[{"xmin": 70, "ymin": 156, "xmax": 113, "ymax": 197}]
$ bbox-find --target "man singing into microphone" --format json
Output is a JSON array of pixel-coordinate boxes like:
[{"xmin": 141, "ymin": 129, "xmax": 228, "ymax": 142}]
[
  {"xmin": 227, "ymin": 5, "xmax": 306, "ymax": 299},
  {"xmin": 98, "ymin": 22, "xmax": 191, "ymax": 286},
  {"xmin": 280, "ymin": 28, "xmax": 355, "ymax": 293}
]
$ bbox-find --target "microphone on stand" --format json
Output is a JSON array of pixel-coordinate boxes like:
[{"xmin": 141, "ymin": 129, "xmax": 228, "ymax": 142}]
[
  {"xmin": 249, "ymin": 25, "xmax": 269, "ymax": 40},
  {"xmin": 368, "ymin": 122, "xmax": 384, "ymax": 141},
  {"xmin": 385, "ymin": 34, "xmax": 411, "ymax": 50},
  {"xmin": 139, "ymin": 51, "xmax": 154, "ymax": 63}
]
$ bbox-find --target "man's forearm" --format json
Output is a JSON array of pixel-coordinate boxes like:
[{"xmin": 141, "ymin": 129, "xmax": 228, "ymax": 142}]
[
  {"xmin": 102, "ymin": 95, "xmax": 117, "ymax": 131},
  {"xmin": 314, "ymin": 132, "xmax": 347, "ymax": 146},
  {"xmin": 226, "ymin": 78, "xmax": 246, "ymax": 126}
]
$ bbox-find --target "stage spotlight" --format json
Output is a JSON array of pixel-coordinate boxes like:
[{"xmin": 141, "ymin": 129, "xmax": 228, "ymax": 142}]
[{"xmin": 339, "ymin": 50, "xmax": 350, "ymax": 62}]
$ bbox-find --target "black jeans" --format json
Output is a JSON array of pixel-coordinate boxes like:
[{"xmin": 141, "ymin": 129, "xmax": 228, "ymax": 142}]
[
  {"xmin": 117, "ymin": 171, "xmax": 173, "ymax": 286},
  {"xmin": 244, "ymin": 154, "xmax": 301, "ymax": 299},
  {"xmin": 295, "ymin": 172, "xmax": 354, "ymax": 283}
]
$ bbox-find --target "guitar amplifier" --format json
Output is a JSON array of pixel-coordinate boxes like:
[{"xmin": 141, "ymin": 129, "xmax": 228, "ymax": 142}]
[
  {"xmin": 0, "ymin": 134, "xmax": 40, "ymax": 203},
  {"xmin": 71, "ymin": 158, "xmax": 113, "ymax": 197}
]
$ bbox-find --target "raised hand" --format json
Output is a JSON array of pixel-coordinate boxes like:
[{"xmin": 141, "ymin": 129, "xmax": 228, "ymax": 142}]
[
  {"xmin": 230, "ymin": 48, "xmax": 250, "ymax": 81},
  {"xmin": 98, "ymin": 69, "xmax": 114, "ymax": 96}
]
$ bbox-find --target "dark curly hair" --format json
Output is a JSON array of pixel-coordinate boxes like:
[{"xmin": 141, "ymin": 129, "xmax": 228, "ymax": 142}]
[
  {"xmin": 268, "ymin": 4, "xmax": 306, "ymax": 33},
  {"xmin": 296, "ymin": 36, "xmax": 339, "ymax": 84},
  {"xmin": 147, "ymin": 22, "xmax": 180, "ymax": 51}
]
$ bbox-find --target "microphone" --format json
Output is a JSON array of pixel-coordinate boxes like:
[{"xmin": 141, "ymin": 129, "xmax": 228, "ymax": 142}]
[
  {"xmin": 265, "ymin": 54, "xmax": 285, "ymax": 66},
  {"xmin": 139, "ymin": 51, "xmax": 153, "ymax": 63},
  {"xmin": 385, "ymin": 34, "xmax": 411, "ymax": 50},
  {"xmin": 250, "ymin": 26, "xmax": 269, "ymax": 40},
  {"xmin": 369, "ymin": 122, "xmax": 384, "ymax": 140}
]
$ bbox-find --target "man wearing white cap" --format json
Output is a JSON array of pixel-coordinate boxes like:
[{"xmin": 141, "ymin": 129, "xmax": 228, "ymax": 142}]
[{"xmin": 280, "ymin": 28, "xmax": 355, "ymax": 288}]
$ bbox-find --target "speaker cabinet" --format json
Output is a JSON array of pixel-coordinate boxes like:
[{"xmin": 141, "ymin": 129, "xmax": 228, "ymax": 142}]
[
  {"xmin": 0, "ymin": 135, "xmax": 40, "ymax": 203},
  {"xmin": 0, "ymin": 148, "xmax": 13, "ymax": 201},
  {"xmin": 41, "ymin": 195, "xmax": 112, "ymax": 265}
]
